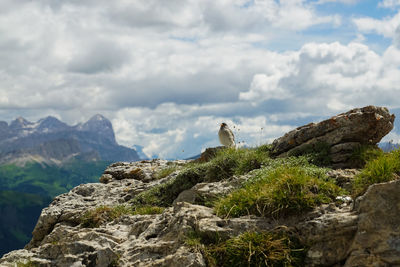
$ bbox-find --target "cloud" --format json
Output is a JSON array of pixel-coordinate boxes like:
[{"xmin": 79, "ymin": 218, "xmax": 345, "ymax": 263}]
[
  {"xmin": 112, "ymin": 104, "xmax": 295, "ymax": 159},
  {"xmin": 0, "ymin": 1, "xmax": 399, "ymax": 158},
  {"xmin": 353, "ymin": 11, "xmax": 400, "ymax": 42},
  {"xmin": 316, "ymin": 0, "xmax": 359, "ymax": 4},
  {"xmin": 379, "ymin": 0, "xmax": 400, "ymax": 8},
  {"xmin": 67, "ymin": 40, "xmax": 129, "ymax": 74},
  {"xmin": 240, "ymin": 42, "xmax": 400, "ymax": 113}
]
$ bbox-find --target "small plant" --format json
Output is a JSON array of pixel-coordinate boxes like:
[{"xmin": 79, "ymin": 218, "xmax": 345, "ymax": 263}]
[
  {"xmin": 288, "ymin": 142, "xmax": 332, "ymax": 166},
  {"xmin": 214, "ymin": 165, "xmax": 344, "ymax": 218},
  {"xmin": 108, "ymin": 253, "xmax": 121, "ymax": 267},
  {"xmin": 185, "ymin": 230, "xmax": 306, "ymax": 267},
  {"xmin": 132, "ymin": 205, "xmax": 164, "ymax": 215},
  {"xmin": 129, "ymin": 168, "xmax": 146, "ymax": 180},
  {"xmin": 81, "ymin": 204, "xmax": 164, "ymax": 228},
  {"xmin": 154, "ymin": 165, "xmax": 177, "ymax": 179},
  {"xmin": 184, "ymin": 231, "xmax": 204, "ymax": 252},
  {"xmin": 131, "ymin": 163, "xmax": 207, "ymax": 207},
  {"xmin": 16, "ymin": 260, "xmax": 39, "ymax": 267},
  {"xmin": 204, "ymin": 146, "xmax": 271, "ymax": 181},
  {"xmin": 81, "ymin": 205, "xmax": 132, "ymax": 228},
  {"xmin": 349, "ymin": 144, "xmax": 383, "ymax": 168},
  {"xmin": 131, "ymin": 146, "xmax": 272, "ymax": 207},
  {"xmin": 352, "ymin": 149, "xmax": 400, "ymax": 197},
  {"xmin": 209, "ymin": 231, "xmax": 305, "ymax": 267}
]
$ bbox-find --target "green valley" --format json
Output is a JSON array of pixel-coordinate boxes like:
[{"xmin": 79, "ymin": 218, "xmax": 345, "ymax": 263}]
[{"xmin": 0, "ymin": 160, "xmax": 111, "ymax": 256}]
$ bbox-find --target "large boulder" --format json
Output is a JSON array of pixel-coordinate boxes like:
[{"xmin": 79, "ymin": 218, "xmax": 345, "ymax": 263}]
[
  {"xmin": 271, "ymin": 106, "xmax": 395, "ymax": 168},
  {"xmin": 345, "ymin": 179, "xmax": 400, "ymax": 266}
]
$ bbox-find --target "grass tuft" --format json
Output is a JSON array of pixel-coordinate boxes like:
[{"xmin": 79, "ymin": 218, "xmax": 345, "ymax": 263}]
[
  {"xmin": 185, "ymin": 230, "xmax": 306, "ymax": 267},
  {"xmin": 16, "ymin": 260, "xmax": 39, "ymax": 267},
  {"xmin": 352, "ymin": 149, "xmax": 400, "ymax": 197},
  {"xmin": 154, "ymin": 165, "xmax": 178, "ymax": 179},
  {"xmin": 288, "ymin": 142, "xmax": 332, "ymax": 166},
  {"xmin": 81, "ymin": 205, "xmax": 164, "ymax": 228},
  {"xmin": 132, "ymin": 205, "xmax": 165, "ymax": 215},
  {"xmin": 349, "ymin": 144, "xmax": 383, "ymax": 168},
  {"xmin": 214, "ymin": 165, "xmax": 344, "ymax": 218},
  {"xmin": 131, "ymin": 146, "xmax": 272, "ymax": 207},
  {"xmin": 81, "ymin": 205, "xmax": 132, "ymax": 228}
]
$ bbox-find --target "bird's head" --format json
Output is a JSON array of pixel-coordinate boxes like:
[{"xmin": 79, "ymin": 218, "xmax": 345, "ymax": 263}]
[{"xmin": 220, "ymin": 122, "xmax": 227, "ymax": 127}]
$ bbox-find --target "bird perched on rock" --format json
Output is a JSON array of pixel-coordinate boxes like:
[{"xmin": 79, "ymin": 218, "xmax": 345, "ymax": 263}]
[{"xmin": 218, "ymin": 122, "xmax": 235, "ymax": 147}]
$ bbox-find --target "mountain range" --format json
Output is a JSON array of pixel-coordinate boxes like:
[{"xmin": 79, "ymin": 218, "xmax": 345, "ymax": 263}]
[{"xmin": 0, "ymin": 114, "xmax": 140, "ymax": 165}]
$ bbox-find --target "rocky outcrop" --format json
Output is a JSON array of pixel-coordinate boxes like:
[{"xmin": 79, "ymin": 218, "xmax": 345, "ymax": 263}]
[
  {"xmin": 1, "ymin": 157, "xmax": 399, "ymax": 267},
  {"xmin": 271, "ymin": 106, "xmax": 395, "ymax": 168},
  {"xmin": 1, "ymin": 106, "xmax": 399, "ymax": 266}
]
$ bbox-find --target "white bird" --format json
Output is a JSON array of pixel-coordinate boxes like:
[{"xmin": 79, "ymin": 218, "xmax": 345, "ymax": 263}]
[{"xmin": 218, "ymin": 122, "xmax": 235, "ymax": 147}]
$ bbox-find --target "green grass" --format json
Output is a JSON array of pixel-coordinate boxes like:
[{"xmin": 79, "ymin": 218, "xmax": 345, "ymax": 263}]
[
  {"xmin": 209, "ymin": 145, "xmax": 272, "ymax": 178},
  {"xmin": 132, "ymin": 205, "xmax": 165, "ymax": 215},
  {"xmin": 352, "ymin": 149, "xmax": 400, "ymax": 197},
  {"xmin": 349, "ymin": 145, "xmax": 383, "ymax": 168},
  {"xmin": 131, "ymin": 163, "xmax": 207, "ymax": 207},
  {"xmin": 0, "ymin": 160, "xmax": 111, "ymax": 197},
  {"xmin": 185, "ymin": 230, "xmax": 306, "ymax": 267},
  {"xmin": 0, "ymin": 160, "xmax": 110, "ymax": 256},
  {"xmin": 287, "ymin": 142, "xmax": 332, "ymax": 166},
  {"xmin": 131, "ymin": 146, "xmax": 272, "ymax": 207},
  {"xmin": 16, "ymin": 260, "xmax": 39, "ymax": 267},
  {"xmin": 154, "ymin": 165, "xmax": 178, "ymax": 179},
  {"xmin": 81, "ymin": 205, "xmax": 165, "ymax": 228},
  {"xmin": 81, "ymin": 206, "xmax": 131, "ymax": 228},
  {"xmin": 214, "ymin": 164, "xmax": 344, "ymax": 218}
]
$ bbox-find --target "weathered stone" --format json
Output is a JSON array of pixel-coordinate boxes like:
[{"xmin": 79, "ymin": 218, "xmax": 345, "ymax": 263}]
[
  {"xmin": 2, "ymin": 158, "xmax": 400, "ymax": 266},
  {"xmin": 345, "ymin": 179, "xmax": 400, "ymax": 266},
  {"xmin": 271, "ymin": 106, "xmax": 395, "ymax": 168},
  {"xmin": 194, "ymin": 146, "xmax": 224, "ymax": 163},
  {"xmin": 327, "ymin": 169, "xmax": 360, "ymax": 192},
  {"xmin": 173, "ymin": 174, "xmax": 247, "ymax": 205},
  {"xmin": 297, "ymin": 204, "xmax": 358, "ymax": 266},
  {"xmin": 99, "ymin": 173, "xmax": 112, "ymax": 184}
]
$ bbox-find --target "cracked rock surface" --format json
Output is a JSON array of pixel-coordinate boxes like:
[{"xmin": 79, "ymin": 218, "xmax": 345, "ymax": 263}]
[
  {"xmin": 271, "ymin": 106, "xmax": 395, "ymax": 168},
  {"xmin": 2, "ymin": 158, "xmax": 399, "ymax": 266}
]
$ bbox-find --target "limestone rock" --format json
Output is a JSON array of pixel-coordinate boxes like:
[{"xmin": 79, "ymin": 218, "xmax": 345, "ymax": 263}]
[
  {"xmin": 327, "ymin": 168, "xmax": 360, "ymax": 192},
  {"xmin": 173, "ymin": 174, "xmax": 248, "ymax": 205},
  {"xmin": 194, "ymin": 146, "xmax": 224, "ymax": 163},
  {"xmin": 345, "ymin": 179, "xmax": 400, "ymax": 266},
  {"xmin": 297, "ymin": 203, "xmax": 358, "ymax": 266},
  {"xmin": 271, "ymin": 106, "xmax": 395, "ymax": 168},
  {"xmin": 2, "ymin": 156, "xmax": 400, "ymax": 266}
]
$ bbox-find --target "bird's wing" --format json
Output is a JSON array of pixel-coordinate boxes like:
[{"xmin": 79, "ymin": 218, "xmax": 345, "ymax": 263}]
[{"xmin": 228, "ymin": 129, "xmax": 235, "ymax": 143}]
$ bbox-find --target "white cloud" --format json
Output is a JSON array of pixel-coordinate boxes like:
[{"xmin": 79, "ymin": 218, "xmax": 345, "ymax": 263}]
[
  {"xmin": 316, "ymin": 0, "xmax": 359, "ymax": 4},
  {"xmin": 353, "ymin": 11, "xmax": 400, "ymax": 40},
  {"xmin": 379, "ymin": 0, "xmax": 400, "ymax": 8},
  {"xmin": 240, "ymin": 42, "xmax": 400, "ymax": 114}
]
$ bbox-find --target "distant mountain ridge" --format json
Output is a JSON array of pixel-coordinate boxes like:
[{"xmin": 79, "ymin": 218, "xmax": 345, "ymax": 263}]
[{"xmin": 0, "ymin": 114, "xmax": 140, "ymax": 165}]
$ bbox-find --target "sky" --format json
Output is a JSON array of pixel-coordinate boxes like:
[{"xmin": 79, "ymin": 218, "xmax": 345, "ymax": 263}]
[{"xmin": 1, "ymin": 0, "xmax": 400, "ymax": 159}]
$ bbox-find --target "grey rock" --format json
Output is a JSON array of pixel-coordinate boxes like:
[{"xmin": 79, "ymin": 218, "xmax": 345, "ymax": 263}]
[
  {"xmin": 2, "ymin": 157, "xmax": 400, "ymax": 266},
  {"xmin": 193, "ymin": 146, "xmax": 224, "ymax": 163},
  {"xmin": 327, "ymin": 168, "xmax": 360, "ymax": 192},
  {"xmin": 297, "ymin": 204, "xmax": 358, "ymax": 266},
  {"xmin": 271, "ymin": 106, "xmax": 395, "ymax": 168},
  {"xmin": 345, "ymin": 179, "xmax": 400, "ymax": 266}
]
